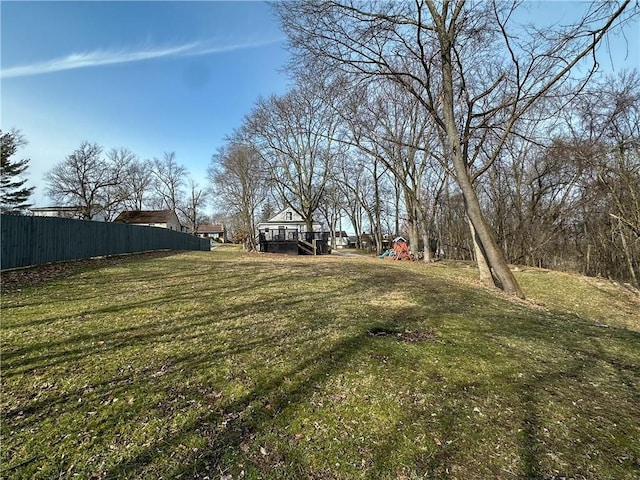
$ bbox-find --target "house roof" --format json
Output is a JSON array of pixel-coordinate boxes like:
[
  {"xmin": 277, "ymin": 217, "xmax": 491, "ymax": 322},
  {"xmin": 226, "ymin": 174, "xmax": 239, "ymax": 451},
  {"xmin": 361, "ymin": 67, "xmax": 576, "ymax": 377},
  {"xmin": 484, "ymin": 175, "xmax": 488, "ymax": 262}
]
[
  {"xmin": 196, "ymin": 223, "xmax": 225, "ymax": 234},
  {"xmin": 114, "ymin": 210, "xmax": 178, "ymax": 224}
]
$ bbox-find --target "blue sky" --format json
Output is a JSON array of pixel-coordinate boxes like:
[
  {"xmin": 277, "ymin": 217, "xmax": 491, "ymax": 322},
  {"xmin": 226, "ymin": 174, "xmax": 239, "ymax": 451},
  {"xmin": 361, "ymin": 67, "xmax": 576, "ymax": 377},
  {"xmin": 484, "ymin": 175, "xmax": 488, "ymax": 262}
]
[
  {"xmin": 2, "ymin": 1, "xmax": 291, "ymax": 211},
  {"xmin": 1, "ymin": 1, "xmax": 638, "ymax": 214}
]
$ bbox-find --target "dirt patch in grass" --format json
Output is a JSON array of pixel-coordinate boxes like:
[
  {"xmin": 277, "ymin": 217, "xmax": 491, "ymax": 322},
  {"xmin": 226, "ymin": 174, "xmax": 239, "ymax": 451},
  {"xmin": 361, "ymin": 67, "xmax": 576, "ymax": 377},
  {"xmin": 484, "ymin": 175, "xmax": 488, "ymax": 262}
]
[{"xmin": 368, "ymin": 326, "xmax": 437, "ymax": 343}]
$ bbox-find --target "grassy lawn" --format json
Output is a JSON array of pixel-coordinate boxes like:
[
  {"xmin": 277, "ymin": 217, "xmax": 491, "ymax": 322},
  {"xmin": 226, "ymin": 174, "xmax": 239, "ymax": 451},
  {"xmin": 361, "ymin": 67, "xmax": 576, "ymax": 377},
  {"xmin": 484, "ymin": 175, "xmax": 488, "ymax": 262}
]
[{"xmin": 2, "ymin": 247, "xmax": 639, "ymax": 479}]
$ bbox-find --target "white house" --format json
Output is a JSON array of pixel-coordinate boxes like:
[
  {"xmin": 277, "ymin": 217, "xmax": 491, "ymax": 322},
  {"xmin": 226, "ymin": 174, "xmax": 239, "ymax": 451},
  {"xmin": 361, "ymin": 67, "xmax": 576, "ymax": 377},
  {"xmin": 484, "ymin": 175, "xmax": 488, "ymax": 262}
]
[
  {"xmin": 329, "ymin": 231, "xmax": 350, "ymax": 249},
  {"xmin": 256, "ymin": 207, "xmax": 323, "ymax": 241}
]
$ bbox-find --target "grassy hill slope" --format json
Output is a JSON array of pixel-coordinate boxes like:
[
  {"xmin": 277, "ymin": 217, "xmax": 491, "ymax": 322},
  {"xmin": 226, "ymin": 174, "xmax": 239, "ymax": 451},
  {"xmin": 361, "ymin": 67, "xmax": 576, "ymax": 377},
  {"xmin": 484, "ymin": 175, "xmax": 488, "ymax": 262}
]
[{"xmin": 2, "ymin": 248, "xmax": 639, "ymax": 479}]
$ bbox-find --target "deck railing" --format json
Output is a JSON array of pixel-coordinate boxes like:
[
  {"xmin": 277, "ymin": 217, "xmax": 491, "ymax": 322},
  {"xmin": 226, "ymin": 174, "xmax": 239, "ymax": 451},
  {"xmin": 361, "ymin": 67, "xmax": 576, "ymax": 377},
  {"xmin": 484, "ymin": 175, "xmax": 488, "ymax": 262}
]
[{"xmin": 258, "ymin": 230, "xmax": 330, "ymax": 255}]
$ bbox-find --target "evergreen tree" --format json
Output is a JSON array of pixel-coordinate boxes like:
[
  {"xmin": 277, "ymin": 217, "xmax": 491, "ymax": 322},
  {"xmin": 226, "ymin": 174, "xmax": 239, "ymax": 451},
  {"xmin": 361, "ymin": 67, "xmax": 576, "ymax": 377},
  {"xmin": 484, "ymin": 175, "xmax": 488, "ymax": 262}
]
[{"xmin": 1, "ymin": 130, "xmax": 35, "ymax": 214}]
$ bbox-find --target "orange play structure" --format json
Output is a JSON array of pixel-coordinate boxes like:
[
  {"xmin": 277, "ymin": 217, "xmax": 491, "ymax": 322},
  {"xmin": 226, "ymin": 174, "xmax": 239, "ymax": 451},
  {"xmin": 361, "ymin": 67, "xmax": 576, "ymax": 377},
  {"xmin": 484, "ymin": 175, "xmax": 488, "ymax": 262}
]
[
  {"xmin": 380, "ymin": 237, "xmax": 414, "ymax": 261},
  {"xmin": 393, "ymin": 239, "xmax": 414, "ymax": 261}
]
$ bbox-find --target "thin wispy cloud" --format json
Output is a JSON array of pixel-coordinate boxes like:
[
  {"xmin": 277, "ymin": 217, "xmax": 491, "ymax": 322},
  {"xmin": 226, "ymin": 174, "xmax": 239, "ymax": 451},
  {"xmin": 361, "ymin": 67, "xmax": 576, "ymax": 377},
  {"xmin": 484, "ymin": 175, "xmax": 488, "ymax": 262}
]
[
  {"xmin": 1, "ymin": 38, "xmax": 283, "ymax": 79},
  {"xmin": 186, "ymin": 38, "xmax": 284, "ymax": 57}
]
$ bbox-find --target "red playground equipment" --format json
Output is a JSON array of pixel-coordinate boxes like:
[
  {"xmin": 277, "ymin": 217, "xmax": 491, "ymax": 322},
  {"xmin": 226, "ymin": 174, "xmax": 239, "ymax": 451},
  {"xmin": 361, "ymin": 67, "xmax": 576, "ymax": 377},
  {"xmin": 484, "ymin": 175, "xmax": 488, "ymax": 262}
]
[{"xmin": 379, "ymin": 237, "xmax": 414, "ymax": 261}]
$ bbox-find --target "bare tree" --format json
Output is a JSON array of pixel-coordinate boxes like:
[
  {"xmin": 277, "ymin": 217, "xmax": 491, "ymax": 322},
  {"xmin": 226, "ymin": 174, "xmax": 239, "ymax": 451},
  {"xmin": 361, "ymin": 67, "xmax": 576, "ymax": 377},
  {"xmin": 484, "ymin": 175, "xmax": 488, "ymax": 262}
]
[
  {"xmin": 245, "ymin": 79, "xmax": 341, "ymax": 234},
  {"xmin": 179, "ymin": 178, "xmax": 210, "ymax": 234},
  {"xmin": 336, "ymin": 80, "xmax": 446, "ymax": 259},
  {"xmin": 100, "ymin": 147, "xmax": 138, "ymax": 220},
  {"xmin": 151, "ymin": 152, "xmax": 187, "ymax": 213},
  {"xmin": 120, "ymin": 157, "xmax": 154, "ymax": 211},
  {"xmin": 276, "ymin": 0, "xmax": 637, "ymax": 297},
  {"xmin": 455, "ymin": 70, "xmax": 639, "ymax": 286},
  {"xmin": 334, "ymin": 149, "xmax": 371, "ymax": 249},
  {"xmin": 571, "ymin": 72, "xmax": 640, "ymax": 286},
  {"xmin": 316, "ymin": 177, "xmax": 346, "ymax": 250},
  {"xmin": 45, "ymin": 141, "xmax": 126, "ymax": 219},
  {"xmin": 208, "ymin": 142, "xmax": 267, "ymax": 250}
]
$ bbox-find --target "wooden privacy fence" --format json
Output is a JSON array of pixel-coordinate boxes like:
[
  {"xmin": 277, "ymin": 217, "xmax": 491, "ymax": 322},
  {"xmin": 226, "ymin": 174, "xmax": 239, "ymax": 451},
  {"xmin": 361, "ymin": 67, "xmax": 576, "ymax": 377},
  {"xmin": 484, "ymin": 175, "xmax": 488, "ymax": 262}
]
[{"xmin": 1, "ymin": 215, "xmax": 211, "ymax": 270}]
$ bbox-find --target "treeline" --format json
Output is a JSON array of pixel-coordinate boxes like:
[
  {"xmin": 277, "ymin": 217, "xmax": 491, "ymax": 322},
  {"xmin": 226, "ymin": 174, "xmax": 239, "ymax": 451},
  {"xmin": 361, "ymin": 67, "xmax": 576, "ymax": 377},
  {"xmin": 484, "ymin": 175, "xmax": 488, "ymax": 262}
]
[
  {"xmin": 43, "ymin": 144, "xmax": 211, "ymax": 233},
  {"xmin": 1, "ymin": 131, "xmax": 214, "ymax": 233},
  {"xmin": 209, "ymin": 1, "xmax": 639, "ymax": 290}
]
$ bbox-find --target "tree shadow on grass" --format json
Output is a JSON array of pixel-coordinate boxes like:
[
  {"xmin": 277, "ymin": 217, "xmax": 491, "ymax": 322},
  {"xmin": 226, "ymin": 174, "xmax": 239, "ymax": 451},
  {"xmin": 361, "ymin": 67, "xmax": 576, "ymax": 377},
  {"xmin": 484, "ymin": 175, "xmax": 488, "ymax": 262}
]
[
  {"xmin": 4, "ymin": 253, "xmax": 639, "ymax": 479},
  {"xmin": 346, "ymin": 312, "xmax": 640, "ymax": 479},
  {"xmin": 472, "ymin": 312, "xmax": 640, "ymax": 479},
  {"xmin": 2, "ymin": 262, "xmax": 333, "ymax": 370},
  {"xmin": 103, "ymin": 332, "xmax": 369, "ymax": 479}
]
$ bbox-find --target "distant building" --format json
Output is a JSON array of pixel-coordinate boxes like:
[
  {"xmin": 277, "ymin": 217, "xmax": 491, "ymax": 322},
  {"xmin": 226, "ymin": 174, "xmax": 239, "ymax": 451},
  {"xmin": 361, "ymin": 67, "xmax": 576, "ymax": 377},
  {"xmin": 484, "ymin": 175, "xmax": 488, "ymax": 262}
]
[
  {"xmin": 329, "ymin": 231, "xmax": 350, "ymax": 249},
  {"xmin": 29, "ymin": 206, "xmax": 107, "ymax": 221},
  {"xmin": 195, "ymin": 223, "xmax": 227, "ymax": 243},
  {"xmin": 256, "ymin": 207, "xmax": 328, "ymax": 255},
  {"xmin": 256, "ymin": 207, "xmax": 322, "ymax": 241},
  {"xmin": 114, "ymin": 209, "xmax": 183, "ymax": 231}
]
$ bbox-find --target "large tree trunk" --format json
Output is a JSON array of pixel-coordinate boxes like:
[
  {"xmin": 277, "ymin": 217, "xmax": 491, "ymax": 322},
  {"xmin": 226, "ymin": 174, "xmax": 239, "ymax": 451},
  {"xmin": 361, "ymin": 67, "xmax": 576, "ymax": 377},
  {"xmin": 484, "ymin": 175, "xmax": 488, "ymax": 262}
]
[
  {"xmin": 442, "ymin": 121, "xmax": 524, "ymax": 296},
  {"xmin": 394, "ymin": 178, "xmax": 401, "ymax": 236},
  {"xmin": 468, "ymin": 218, "xmax": 493, "ymax": 285},
  {"xmin": 246, "ymin": 212, "xmax": 256, "ymax": 251},
  {"xmin": 459, "ymin": 170, "xmax": 524, "ymax": 297},
  {"xmin": 616, "ymin": 217, "xmax": 638, "ymax": 288},
  {"xmin": 305, "ymin": 217, "xmax": 314, "ymax": 241},
  {"xmin": 406, "ymin": 216, "xmax": 420, "ymax": 258},
  {"xmin": 417, "ymin": 204, "xmax": 433, "ymax": 263},
  {"xmin": 422, "ymin": 232, "xmax": 433, "ymax": 263},
  {"xmin": 329, "ymin": 216, "xmax": 337, "ymax": 250},
  {"xmin": 436, "ymin": 16, "xmax": 525, "ymax": 299},
  {"xmin": 372, "ymin": 161, "xmax": 384, "ymax": 255}
]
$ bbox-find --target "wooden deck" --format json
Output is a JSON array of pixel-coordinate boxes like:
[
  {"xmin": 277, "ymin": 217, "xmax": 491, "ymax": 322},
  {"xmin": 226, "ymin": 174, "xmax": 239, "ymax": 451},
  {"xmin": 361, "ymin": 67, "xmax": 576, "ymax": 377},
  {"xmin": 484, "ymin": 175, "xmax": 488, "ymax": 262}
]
[{"xmin": 258, "ymin": 232, "xmax": 330, "ymax": 255}]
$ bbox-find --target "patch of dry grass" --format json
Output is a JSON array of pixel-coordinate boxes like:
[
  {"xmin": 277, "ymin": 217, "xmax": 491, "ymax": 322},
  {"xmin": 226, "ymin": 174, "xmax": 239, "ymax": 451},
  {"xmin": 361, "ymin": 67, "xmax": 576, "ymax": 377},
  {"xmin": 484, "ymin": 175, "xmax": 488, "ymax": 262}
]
[
  {"xmin": 400, "ymin": 259, "xmax": 640, "ymax": 331},
  {"xmin": 515, "ymin": 267, "xmax": 640, "ymax": 331}
]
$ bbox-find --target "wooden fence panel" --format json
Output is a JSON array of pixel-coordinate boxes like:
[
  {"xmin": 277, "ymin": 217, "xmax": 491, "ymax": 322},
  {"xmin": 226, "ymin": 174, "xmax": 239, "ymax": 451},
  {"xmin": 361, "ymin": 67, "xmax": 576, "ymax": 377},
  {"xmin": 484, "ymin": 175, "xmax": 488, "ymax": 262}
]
[{"xmin": 1, "ymin": 215, "xmax": 210, "ymax": 270}]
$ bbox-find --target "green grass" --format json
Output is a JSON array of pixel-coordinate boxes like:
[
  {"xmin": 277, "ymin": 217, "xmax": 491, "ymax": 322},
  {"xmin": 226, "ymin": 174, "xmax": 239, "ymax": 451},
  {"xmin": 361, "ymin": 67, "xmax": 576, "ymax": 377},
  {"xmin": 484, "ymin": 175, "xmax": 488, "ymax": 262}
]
[{"xmin": 1, "ymin": 248, "xmax": 639, "ymax": 479}]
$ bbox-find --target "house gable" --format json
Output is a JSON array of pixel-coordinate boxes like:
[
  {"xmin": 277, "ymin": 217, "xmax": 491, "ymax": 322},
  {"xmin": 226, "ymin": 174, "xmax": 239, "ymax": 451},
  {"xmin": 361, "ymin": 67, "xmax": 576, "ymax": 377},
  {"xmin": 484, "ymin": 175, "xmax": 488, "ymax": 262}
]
[{"xmin": 266, "ymin": 207, "xmax": 304, "ymax": 223}]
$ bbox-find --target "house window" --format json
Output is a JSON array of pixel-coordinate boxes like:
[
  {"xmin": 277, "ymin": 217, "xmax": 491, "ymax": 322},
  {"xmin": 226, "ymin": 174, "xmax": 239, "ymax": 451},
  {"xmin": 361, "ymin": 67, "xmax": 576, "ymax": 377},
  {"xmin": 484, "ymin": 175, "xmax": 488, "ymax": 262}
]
[{"xmin": 286, "ymin": 211, "xmax": 292, "ymax": 221}]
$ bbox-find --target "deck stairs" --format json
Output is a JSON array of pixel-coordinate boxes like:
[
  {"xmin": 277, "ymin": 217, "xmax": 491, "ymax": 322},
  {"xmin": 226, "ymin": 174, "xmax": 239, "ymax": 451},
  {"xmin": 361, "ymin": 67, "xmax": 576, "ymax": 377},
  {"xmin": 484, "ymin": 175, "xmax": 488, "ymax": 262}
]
[{"xmin": 297, "ymin": 239, "xmax": 316, "ymax": 255}]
